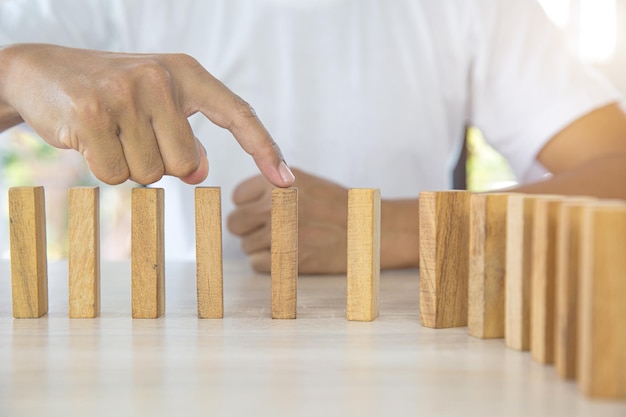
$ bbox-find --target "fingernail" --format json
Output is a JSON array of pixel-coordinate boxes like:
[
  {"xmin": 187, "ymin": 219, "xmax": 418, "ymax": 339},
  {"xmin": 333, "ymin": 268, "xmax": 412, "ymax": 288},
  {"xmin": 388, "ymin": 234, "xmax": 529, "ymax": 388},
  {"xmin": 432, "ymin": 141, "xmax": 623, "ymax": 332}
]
[{"xmin": 278, "ymin": 161, "xmax": 295, "ymax": 184}]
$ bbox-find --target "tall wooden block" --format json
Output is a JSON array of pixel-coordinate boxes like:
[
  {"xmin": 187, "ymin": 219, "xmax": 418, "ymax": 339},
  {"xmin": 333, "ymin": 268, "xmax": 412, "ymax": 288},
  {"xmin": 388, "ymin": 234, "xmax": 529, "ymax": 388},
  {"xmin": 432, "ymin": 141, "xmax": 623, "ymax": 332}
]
[
  {"xmin": 131, "ymin": 188, "xmax": 165, "ymax": 319},
  {"xmin": 579, "ymin": 206, "xmax": 626, "ymax": 399},
  {"xmin": 531, "ymin": 196, "xmax": 563, "ymax": 364},
  {"xmin": 419, "ymin": 191, "xmax": 470, "ymax": 328},
  {"xmin": 271, "ymin": 188, "xmax": 298, "ymax": 319},
  {"xmin": 195, "ymin": 187, "xmax": 223, "ymax": 319},
  {"xmin": 347, "ymin": 188, "xmax": 380, "ymax": 322},
  {"xmin": 505, "ymin": 194, "xmax": 533, "ymax": 350},
  {"xmin": 68, "ymin": 187, "xmax": 101, "ymax": 318},
  {"xmin": 554, "ymin": 198, "xmax": 596, "ymax": 379},
  {"xmin": 9, "ymin": 186, "xmax": 48, "ymax": 318},
  {"xmin": 468, "ymin": 193, "xmax": 509, "ymax": 339}
]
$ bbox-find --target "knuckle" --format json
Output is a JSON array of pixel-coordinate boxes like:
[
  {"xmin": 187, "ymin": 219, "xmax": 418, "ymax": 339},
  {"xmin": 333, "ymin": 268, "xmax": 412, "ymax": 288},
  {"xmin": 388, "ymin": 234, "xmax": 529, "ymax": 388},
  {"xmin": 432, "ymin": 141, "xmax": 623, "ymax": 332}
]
[
  {"xmin": 241, "ymin": 229, "xmax": 269, "ymax": 254},
  {"xmin": 172, "ymin": 52, "xmax": 200, "ymax": 68},
  {"xmin": 250, "ymin": 136, "xmax": 280, "ymax": 161},
  {"xmin": 227, "ymin": 96, "xmax": 258, "ymax": 131},
  {"xmin": 71, "ymin": 96, "xmax": 115, "ymax": 128},
  {"xmin": 132, "ymin": 165, "xmax": 165, "ymax": 185},
  {"xmin": 250, "ymin": 253, "xmax": 270, "ymax": 273},
  {"xmin": 82, "ymin": 146, "xmax": 129, "ymax": 185},
  {"xmin": 101, "ymin": 73, "xmax": 135, "ymax": 103},
  {"xmin": 98, "ymin": 168, "xmax": 129, "ymax": 185},
  {"xmin": 234, "ymin": 96, "xmax": 257, "ymax": 121},
  {"xmin": 233, "ymin": 176, "xmax": 273, "ymax": 204},
  {"xmin": 138, "ymin": 59, "xmax": 172, "ymax": 88},
  {"xmin": 241, "ymin": 239, "xmax": 253, "ymax": 254},
  {"xmin": 226, "ymin": 213, "xmax": 242, "ymax": 235},
  {"xmin": 56, "ymin": 126, "xmax": 79, "ymax": 151},
  {"xmin": 167, "ymin": 155, "xmax": 200, "ymax": 178}
]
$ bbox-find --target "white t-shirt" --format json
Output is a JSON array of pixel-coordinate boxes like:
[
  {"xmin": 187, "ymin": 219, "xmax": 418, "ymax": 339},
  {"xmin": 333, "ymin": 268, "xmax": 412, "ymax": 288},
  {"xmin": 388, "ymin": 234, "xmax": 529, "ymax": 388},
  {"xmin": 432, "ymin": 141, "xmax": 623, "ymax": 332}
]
[{"xmin": 0, "ymin": 0, "xmax": 621, "ymax": 258}]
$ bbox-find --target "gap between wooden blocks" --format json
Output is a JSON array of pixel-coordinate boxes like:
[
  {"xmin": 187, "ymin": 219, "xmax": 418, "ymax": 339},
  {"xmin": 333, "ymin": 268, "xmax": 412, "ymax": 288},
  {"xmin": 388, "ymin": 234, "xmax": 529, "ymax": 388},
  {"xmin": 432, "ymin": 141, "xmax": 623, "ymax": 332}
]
[{"xmin": 7, "ymin": 185, "xmax": 383, "ymax": 323}]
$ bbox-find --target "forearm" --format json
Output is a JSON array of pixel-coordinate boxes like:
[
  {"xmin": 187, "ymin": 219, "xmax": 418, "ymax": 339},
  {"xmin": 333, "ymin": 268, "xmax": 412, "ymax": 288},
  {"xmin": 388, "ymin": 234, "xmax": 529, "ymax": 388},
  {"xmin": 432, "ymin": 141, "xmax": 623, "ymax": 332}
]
[
  {"xmin": 378, "ymin": 153, "xmax": 626, "ymax": 271},
  {"xmin": 511, "ymin": 154, "xmax": 626, "ymax": 200},
  {"xmin": 381, "ymin": 198, "xmax": 420, "ymax": 269}
]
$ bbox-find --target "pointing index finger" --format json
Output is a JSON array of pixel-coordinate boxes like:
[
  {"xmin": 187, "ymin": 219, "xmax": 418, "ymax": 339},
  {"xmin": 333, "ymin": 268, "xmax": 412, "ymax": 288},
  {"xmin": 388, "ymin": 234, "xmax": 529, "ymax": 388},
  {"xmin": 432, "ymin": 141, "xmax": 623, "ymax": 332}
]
[
  {"xmin": 228, "ymin": 98, "xmax": 295, "ymax": 186},
  {"xmin": 186, "ymin": 69, "xmax": 295, "ymax": 187}
]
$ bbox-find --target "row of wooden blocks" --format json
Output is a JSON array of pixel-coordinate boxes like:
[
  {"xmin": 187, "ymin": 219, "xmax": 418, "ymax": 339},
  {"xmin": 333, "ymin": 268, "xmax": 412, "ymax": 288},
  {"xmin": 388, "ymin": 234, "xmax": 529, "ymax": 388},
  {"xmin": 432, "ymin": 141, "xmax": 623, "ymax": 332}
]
[
  {"xmin": 7, "ymin": 186, "xmax": 380, "ymax": 321},
  {"xmin": 419, "ymin": 191, "xmax": 626, "ymax": 400},
  {"xmin": 7, "ymin": 186, "xmax": 624, "ymax": 399}
]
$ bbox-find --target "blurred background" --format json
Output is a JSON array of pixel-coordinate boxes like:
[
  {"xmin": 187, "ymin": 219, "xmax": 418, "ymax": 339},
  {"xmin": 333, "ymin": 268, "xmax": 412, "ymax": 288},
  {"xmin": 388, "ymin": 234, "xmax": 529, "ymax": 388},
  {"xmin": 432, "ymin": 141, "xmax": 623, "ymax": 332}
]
[{"xmin": 0, "ymin": 0, "xmax": 624, "ymax": 260}]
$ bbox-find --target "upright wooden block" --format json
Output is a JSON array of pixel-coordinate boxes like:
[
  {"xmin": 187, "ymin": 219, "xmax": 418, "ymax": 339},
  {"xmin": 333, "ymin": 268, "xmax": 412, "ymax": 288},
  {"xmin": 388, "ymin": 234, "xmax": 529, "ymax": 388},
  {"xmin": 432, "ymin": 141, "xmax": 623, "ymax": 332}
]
[
  {"xmin": 195, "ymin": 187, "xmax": 223, "ymax": 319},
  {"xmin": 271, "ymin": 188, "xmax": 298, "ymax": 319},
  {"xmin": 531, "ymin": 196, "xmax": 563, "ymax": 364},
  {"xmin": 468, "ymin": 193, "xmax": 509, "ymax": 339},
  {"xmin": 419, "ymin": 191, "xmax": 470, "ymax": 328},
  {"xmin": 578, "ymin": 205, "xmax": 626, "ymax": 399},
  {"xmin": 505, "ymin": 194, "xmax": 533, "ymax": 350},
  {"xmin": 347, "ymin": 188, "xmax": 380, "ymax": 322},
  {"xmin": 68, "ymin": 187, "xmax": 101, "ymax": 318},
  {"xmin": 9, "ymin": 186, "xmax": 48, "ymax": 318},
  {"xmin": 554, "ymin": 198, "xmax": 595, "ymax": 379},
  {"xmin": 131, "ymin": 188, "xmax": 165, "ymax": 319}
]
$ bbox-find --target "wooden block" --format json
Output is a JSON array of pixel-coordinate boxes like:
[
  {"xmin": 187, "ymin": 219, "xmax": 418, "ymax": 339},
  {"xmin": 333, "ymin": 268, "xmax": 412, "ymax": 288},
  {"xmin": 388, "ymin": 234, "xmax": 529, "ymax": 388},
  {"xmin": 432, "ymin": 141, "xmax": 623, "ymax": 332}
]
[
  {"xmin": 505, "ymin": 194, "xmax": 533, "ymax": 350},
  {"xmin": 419, "ymin": 191, "xmax": 470, "ymax": 328},
  {"xmin": 468, "ymin": 193, "xmax": 509, "ymax": 338},
  {"xmin": 68, "ymin": 187, "xmax": 101, "ymax": 318},
  {"xmin": 9, "ymin": 186, "xmax": 48, "ymax": 318},
  {"xmin": 271, "ymin": 188, "xmax": 298, "ymax": 319},
  {"xmin": 531, "ymin": 196, "xmax": 563, "ymax": 364},
  {"xmin": 347, "ymin": 188, "xmax": 380, "ymax": 322},
  {"xmin": 554, "ymin": 198, "xmax": 596, "ymax": 379},
  {"xmin": 131, "ymin": 188, "xmax": 165, "ymax": 319},
  {"xmin": 578, "ymin": 205, "xmax": 626, "ymax": 399},
  {"xmin": 195, "ymin": 187, "xmax": 223, "ymax": 319}
]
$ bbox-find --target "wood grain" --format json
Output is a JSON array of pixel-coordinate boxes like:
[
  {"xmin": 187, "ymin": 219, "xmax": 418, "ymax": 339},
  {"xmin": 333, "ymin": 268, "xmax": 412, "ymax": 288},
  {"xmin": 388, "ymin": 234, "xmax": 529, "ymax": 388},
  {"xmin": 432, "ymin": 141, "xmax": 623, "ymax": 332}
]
[
  {"xmin": 195, "ymin": 187, "xmax": 224, "ymax": 319},
  {"xmin": 347, "ymin": 188, "xmax": 380, "ymax": 322},
  {"xmin": 554, "ymin": 198, "xmax": 597, "ymax": 379},
  {"xmin": 9, "ymin": 186, "xmax": 48, "ymax": 318},
  {"xmin": 419, "ymin": 191, "xmax": 470, "ymax": 328},
  {"xmin": 531, "ymin": 196, "xmax": 562, "ymax": 364},
  {"xmin": 506, "ymin": 195, "xmax": 542, "ymax": 351},
  {"xmin": 68, "ymin": 187, "xmax": 101, "ymax": 318},
  {"xmin": 579, "ymin": 205, "xmax": 626, "ymax": 399},
  {"xmin": 271, "ymin": 188, "xmax": 298, "ymax": 319},
  {"xmin": 468, "ymin": 193, "xmax": 508, "ymax": 338},
  {"xmin": 131, "ymin": 188, "xmax": 165, "ymax": 319}
]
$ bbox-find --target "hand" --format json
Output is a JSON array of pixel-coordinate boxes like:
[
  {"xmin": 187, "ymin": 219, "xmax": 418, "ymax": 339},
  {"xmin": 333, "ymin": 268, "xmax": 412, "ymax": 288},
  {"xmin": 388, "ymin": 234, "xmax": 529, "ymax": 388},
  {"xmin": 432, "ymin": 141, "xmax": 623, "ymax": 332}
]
[
  {"xmin": 228, "ymin": 168, "xmax": 349, "ymax": 274},
  {"xmin": 0, "ymin": 43, "xmax": 295, "ymax": 186}
]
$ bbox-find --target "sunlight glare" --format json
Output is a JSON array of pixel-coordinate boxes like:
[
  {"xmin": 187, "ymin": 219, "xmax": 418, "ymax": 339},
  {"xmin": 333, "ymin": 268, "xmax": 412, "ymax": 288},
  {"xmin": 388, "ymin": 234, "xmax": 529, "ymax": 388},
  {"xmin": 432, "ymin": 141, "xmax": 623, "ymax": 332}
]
[{"xmin": 578, "ymin": 0, "xmax": 617, "ymax": 63}]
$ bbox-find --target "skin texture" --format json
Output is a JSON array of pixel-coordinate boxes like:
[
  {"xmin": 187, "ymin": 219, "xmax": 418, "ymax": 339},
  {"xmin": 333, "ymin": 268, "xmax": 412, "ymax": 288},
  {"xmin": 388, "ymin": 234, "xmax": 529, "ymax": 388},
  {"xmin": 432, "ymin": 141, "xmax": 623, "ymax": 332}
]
[
  {"xmin": 0, "ymin": 44, "xmax": 295, "ymax": 187},
  {"xmin": 229, "ymin": 103, "xmax": 626, "ymax": 274}
]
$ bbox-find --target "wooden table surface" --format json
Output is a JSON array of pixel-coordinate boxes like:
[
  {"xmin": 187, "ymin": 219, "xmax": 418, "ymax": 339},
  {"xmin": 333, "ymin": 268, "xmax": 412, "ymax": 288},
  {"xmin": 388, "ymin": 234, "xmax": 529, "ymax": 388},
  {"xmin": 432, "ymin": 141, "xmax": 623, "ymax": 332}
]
[{"xmin": 1, "ymin": 260, "xmax": 624, "ymax": 417}]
